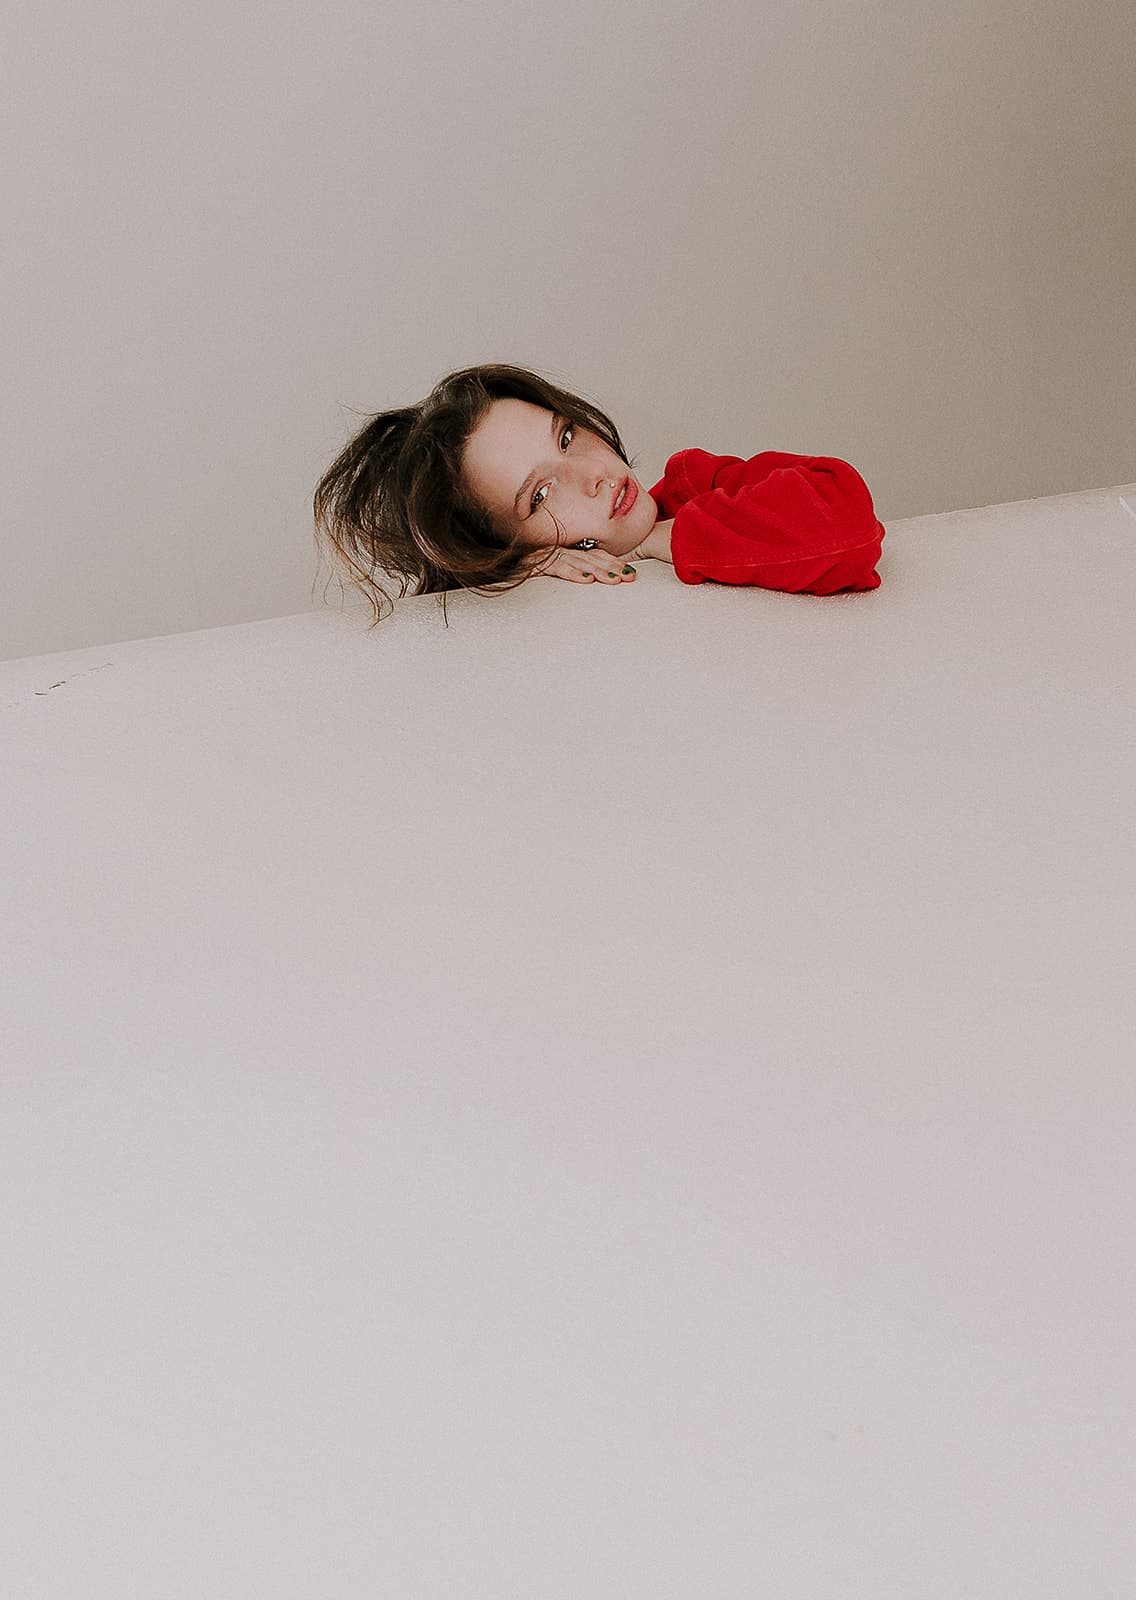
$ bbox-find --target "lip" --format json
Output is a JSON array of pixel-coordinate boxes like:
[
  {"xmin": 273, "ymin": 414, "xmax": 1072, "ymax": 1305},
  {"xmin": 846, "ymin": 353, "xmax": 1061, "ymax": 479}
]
[{"xmin": 610, "ymin": 477, "xmax": 638, "ymax": 519}]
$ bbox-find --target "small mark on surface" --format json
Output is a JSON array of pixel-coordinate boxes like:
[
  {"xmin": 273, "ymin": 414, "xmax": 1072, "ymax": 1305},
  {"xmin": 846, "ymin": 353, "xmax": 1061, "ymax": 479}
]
[{"xmin": 33, "ymin": 663, "xmax": 115, "ymax": 696}]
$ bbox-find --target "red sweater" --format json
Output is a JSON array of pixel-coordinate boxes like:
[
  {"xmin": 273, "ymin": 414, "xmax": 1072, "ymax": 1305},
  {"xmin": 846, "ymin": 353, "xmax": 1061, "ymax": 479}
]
[{"xmin": 648, "ymin": 449, "xmax": 886, "ymax": 593}]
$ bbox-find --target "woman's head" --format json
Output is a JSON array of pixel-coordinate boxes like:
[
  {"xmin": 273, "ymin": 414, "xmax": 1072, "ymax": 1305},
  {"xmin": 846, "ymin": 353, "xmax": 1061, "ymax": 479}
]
[
  {"xmin": 312, "ymin": 363, "xmax": 654, "ymax": 628},
  {"xmin": 461, "ymin": 395, "xmax": 657, "ymax": 561}
]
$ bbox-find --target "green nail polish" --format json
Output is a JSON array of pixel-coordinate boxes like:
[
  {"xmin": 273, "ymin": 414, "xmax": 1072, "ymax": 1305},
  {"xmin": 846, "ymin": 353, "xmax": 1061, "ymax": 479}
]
[{"xmin": 623, "ymin": 565, "xmax": 634, "ymax": 574}]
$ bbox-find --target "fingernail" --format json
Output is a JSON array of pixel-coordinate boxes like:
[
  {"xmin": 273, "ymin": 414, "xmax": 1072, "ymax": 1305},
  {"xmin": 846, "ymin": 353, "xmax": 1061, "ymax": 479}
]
[{"xmin": 622, "ymin": 565, "xmax": 635, "ymax": 574}]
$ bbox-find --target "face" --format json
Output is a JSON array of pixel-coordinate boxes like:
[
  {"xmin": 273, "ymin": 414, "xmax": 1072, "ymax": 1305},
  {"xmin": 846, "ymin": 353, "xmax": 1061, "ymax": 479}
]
[{"xmin": 461, "ymin": 398, "xmax": 657, "ymax": 560}]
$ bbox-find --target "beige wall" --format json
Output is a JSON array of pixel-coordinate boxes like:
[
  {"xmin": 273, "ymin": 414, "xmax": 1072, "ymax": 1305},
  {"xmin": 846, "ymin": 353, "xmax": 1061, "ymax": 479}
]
[{"xmin": 3, "ymin": 0, "xmax": 1133, "ymax": 661}]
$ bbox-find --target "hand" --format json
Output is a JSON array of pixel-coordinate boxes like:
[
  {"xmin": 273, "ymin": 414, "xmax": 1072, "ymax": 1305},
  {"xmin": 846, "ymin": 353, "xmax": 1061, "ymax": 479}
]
[{"xmin": 527, "ymin": 545, "xmax": 638, "ymax": 585}]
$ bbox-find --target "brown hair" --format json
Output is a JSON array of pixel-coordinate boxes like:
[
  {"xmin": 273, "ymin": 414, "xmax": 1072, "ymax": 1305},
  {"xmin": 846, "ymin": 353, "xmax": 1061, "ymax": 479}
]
[{"xmin": 312, "ymin": 363, "xmax": 634, "ymax": 628}]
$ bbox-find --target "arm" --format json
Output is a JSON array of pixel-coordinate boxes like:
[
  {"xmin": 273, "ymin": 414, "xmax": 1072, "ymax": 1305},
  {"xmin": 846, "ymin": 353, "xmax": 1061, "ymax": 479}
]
[{"xmin": 668, "ymin": 459, "xmax": 884, "ymax": 593}]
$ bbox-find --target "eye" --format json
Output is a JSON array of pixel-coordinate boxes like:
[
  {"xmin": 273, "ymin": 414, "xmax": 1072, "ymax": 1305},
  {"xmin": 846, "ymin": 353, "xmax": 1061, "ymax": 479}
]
[{"xmin": 530, "ymin": 424, "xmax": 575, "ymax": 514}]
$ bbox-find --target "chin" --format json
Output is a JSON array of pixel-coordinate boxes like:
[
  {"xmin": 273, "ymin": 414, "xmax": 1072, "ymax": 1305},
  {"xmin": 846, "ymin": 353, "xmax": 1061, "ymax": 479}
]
[
  {"xmin": 607, "ymin": 530, "xmax": 637, "ymax": 558},
  {"xmin": 608, "ymin": 508, "xmax": 652, "ymax": 556}
]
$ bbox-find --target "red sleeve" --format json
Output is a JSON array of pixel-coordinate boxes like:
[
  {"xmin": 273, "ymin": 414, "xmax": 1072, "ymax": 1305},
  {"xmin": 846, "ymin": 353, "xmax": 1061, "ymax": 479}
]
[{"xmin": 648, "ymin": 448, "xmax": 886, "ymax": 594}]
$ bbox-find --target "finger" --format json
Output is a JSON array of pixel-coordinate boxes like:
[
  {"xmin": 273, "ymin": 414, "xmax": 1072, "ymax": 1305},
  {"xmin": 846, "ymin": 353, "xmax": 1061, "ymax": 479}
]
[
  {"xmin": 580, "ymin": 557, "xmax": 636, "ymax": 583},
  {"xmin": 550, "ymin": 551, "xmax": 635, "ymax": 583}
]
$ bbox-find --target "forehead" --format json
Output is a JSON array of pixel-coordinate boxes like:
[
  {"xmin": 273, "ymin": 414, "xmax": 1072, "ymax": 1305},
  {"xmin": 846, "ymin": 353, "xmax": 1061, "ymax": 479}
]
[{"xmin": 462, "ymin": 398, "xmax": 556, "ymax": 513}]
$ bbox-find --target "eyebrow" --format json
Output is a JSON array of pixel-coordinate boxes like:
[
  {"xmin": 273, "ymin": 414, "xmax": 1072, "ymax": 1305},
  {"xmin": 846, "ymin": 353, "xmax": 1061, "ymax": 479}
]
[{"xmin": 513, "ymin": 412, "xmax": 561, "ymax": 518}]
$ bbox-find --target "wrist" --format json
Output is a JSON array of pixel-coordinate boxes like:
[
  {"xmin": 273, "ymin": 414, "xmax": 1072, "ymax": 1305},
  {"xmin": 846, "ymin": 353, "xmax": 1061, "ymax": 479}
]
[
  {"xmin": 638, "ymin": 520, "xmax": 673, "ymax": 565},
  {"xmin": 630, "ymin": 524, "xmax": 668, "ymax": 563}
]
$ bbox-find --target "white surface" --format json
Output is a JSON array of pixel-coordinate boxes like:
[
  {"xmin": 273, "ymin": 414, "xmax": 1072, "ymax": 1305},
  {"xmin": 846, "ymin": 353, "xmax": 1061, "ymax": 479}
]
[{"xmin": 3, "ymin": 486, "xmax": 1135, "ymax": 1597}]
